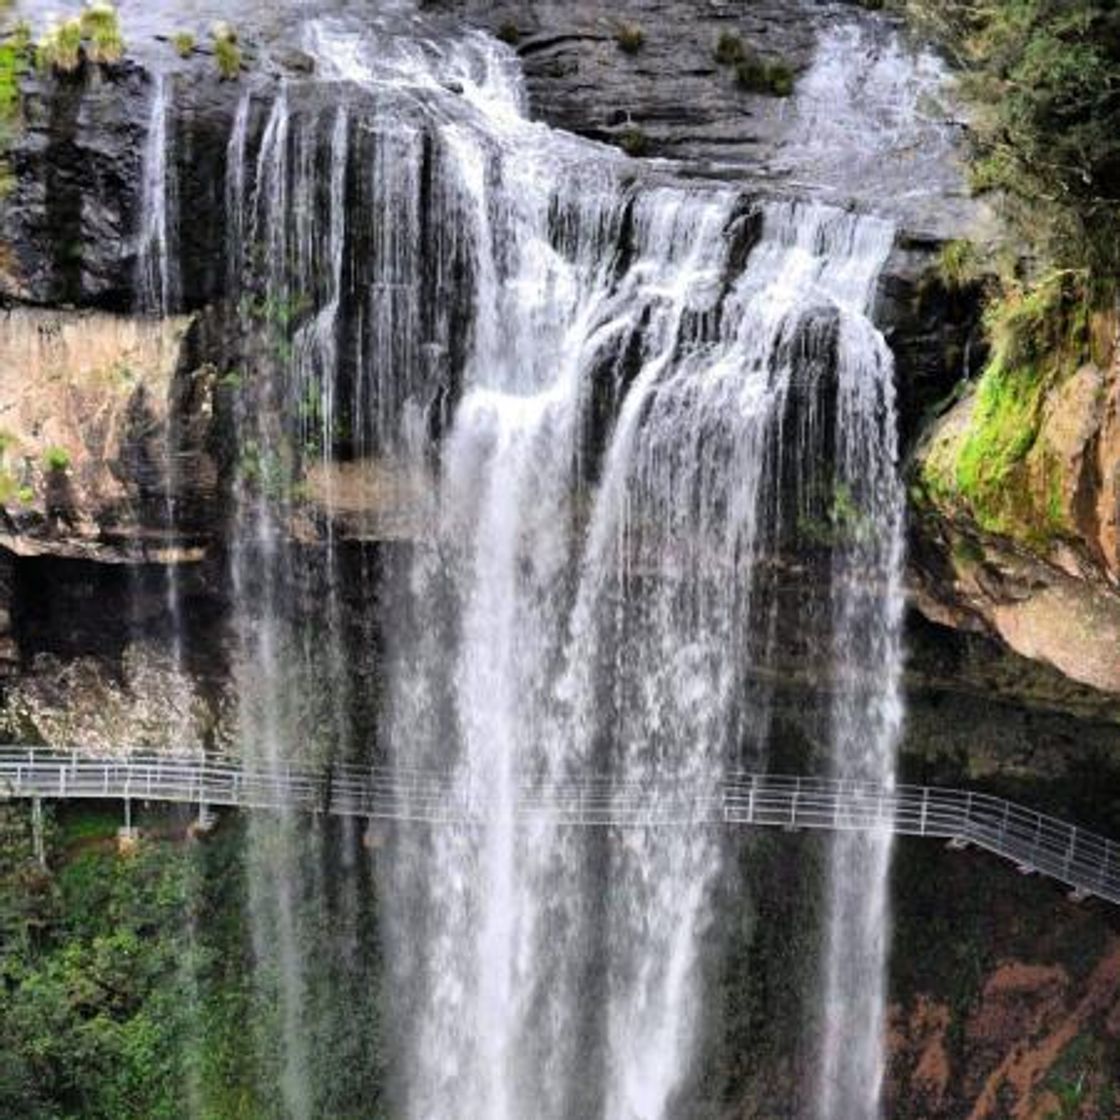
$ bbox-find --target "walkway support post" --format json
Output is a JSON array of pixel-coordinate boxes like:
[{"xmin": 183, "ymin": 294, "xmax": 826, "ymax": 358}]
[
  {"xmin": 31, "ymin": 795, "xmax": 45, "ymax": 870},
  {"xmin": 118, "ymin": 797, "xmax": 139, "ymax": 854}
]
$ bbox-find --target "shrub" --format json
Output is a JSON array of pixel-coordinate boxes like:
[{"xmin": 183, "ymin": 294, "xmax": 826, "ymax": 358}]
[
  {"xmin": 496, "ymin": 20, "xmax": 520, "ymax": 46},
  {"xmin": 615, "ymin": 23, "xmax": 644, "ymax": 55},
  {"xmin": 211, "ymin": 22, "xmax": 241, "ymax": 79},
  {"xmin": 42, "ymin": 446, "xmax": 71, "ymax": 472},
  {"xmin": 620, "ymin": 127, "xmax": 648, "ymax": 157},
  {"xmin": 937, "ymin": 239, "xmax": 981, "ymax": 290},
  {"xmin": 0, "ymin": 20, "xmax": 31, "ymax": 118},
  {"xmin": 735, "ymin": 54, "xmax": 795, "ymax": 96},
  {"xmin": 35, "ymin": 16, "xmax": 84, "ymax": 74},
  {"xmin": 171, "ymin": 31, "xmax": 195, "ymax": 59},
  {"xmin": 714, "ymin": 31, "xmax": 745, "ymax": 66},
  {"xmin": 81, "ymin": 1, "xmax": 124, "ymax": 65},
  {"xmin": 899, "ymin": 0, "xmax": 1120, "ymax": 279},
  {"xmin": 765, "ymin": 59, "xmax": 795, "ymax": 97}
]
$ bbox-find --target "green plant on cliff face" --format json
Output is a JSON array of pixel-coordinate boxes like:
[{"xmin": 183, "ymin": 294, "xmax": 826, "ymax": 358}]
[
  {"xmin": 937, "ymin": 239, "xmax": 981, "ymax": 291},
  {"xmin": 81, "ymin": 1, "xmax": 125, "ymax": 65},
  {"xmin": 714, "ymin": 31, "xmax": 746, "ymax": 66},
  {"xmin": 619, "ymin": 126, "xmax": 648, "ymax": 157},
  {"xmin": 921, "ymin": 271, "xmax": 1095, "ymax": 539},
  {"xmin": 985, "ymin": 271, "xmax": 1089, "ymax": 372},
  {"xmin": 614, "ymin": 23, "xmax": 644, "ymax": 55},
  {"xmin": 893, "ymin": 1, "xmax": 1120, "ymax": 279},
  {"xmin": 211, "ymin": 22, "xmax": 241, "ymax": 80},
  {"xmin": 496, "ymin": 20, "xmax": 520, "ymax": 47},
  {"xmin": 950, "ymin": 359, "xmax": 1046, "ymax": 517},
  {"xmin": 35, "ymin": 16, "xmax": 84, "ymax": 73},
  {"xmin": 0, "ymin": 468, "xmax": 18, "ymax": 505},
  {"xmin": 735, "ymin": 54, "xmax": 794, "ymax": 96},
  {"xmin": 171, "ymin": 31, "xmax": 195, "ymax": 59},
  {"xmin": 0, "ymin": 19, "xmax": 30, "ymax": 118},
  {"xmin": 41, "ymin": 446, "xmax": 71, "ymax": 473},
  {"xmin": 713, "ymin": 31, "xmax": 794, "ymax": 96}
]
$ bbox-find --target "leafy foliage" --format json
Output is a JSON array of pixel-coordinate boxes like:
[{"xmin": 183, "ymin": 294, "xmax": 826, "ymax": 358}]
[
  {"xmin": 41, "ymin": 446, "xmax": 71, "ymax": 472},
  {"xmin": 171, "ymin": 31, "xmax": 195, "ymax": 59},
  {"xmin": 0, "ymin": 809, "xmax": 390, "ymax": 1119},
  {"xmin": 713, "ymin": 31, "xmax": 795, "ymax": 96},
  {"xmin": 81, "ymin": 2, "xmax": 125, "ymax": 65},
  {"xmin": 898, "ymin": 0, "xmax": 1120, "ymax": 279},
  {"xmin": 35, "ymin": 3, "xmax": 125, "ymax": 74},
  {"xmin": 211, "ymin": 22, "xmax": 241, "ymax": 80}
]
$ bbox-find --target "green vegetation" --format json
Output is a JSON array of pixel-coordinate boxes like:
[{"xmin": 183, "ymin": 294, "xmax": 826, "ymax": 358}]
[
  {"xmin": 81, "ymin": 1, "xmax": 124, "ymax": 65},
  {"xmin": 735, "ymin": 55, "xmax": 794, "ymax": 97},
  {"xmin": 0, "ymin": 470, "xmax": 18, "ymax": 504},
  {"xmin": 936, "ymin": 238, "xmax": 981, "ymax": 291},
  {"xmin": 211, "ymin": 22, "xmax": 241, "ymax": 80},
  {"xmin": 35, "ymin": 17, "xmax": 83, "ymax": 74},
  {"xmin": 171, "ymin": 31, "xmax": 195, "ymax": 59},
  {"xmin": 903, "ymin": 2, "xmax": 1120, "ymax": 548},
  {"xmin": 35, "ymin": 3, "xmax": 125, "ymax": 74},
  {"xmin": 714, "ymin": 31, "xmax": 746, "ymax": 66},
  {"xmin": 0, "ymin": 807, "xmax": 390, "ymax": 1119},
  {"xmin": 0, "ymin": 432, "xmax": 31, "ymax": 507},
  {"xmin": 619, "ymin": 126, "xmax": 648, "ymax": 157},
  {"xmin": 496, "ymin": 20, "xmax": 520, "ymax": 47},
  {"xmin": 0, "ymin": 18, "xmax": 30, "ymax": 123},
  {"xmin": 897, "ymin": 1, "xmax": 1120, "ymax": 281},
  {"xmin": 921, "ymin": 272, "xmax": 1095, "ymax": 540},
  {"xmin": 41, "ymin": 446, "xmax": 71, "ymax": 473},
  {"xmin": 0, "ymin": 807, "xmax": 251, "ymax": 1120},
  {"xmin": 614, "ymin": 23, "xmax": 644, "ymax": 55},
  {"xmin": 713, "ymin": 31, "xmax": 795, "ymax": 96}
]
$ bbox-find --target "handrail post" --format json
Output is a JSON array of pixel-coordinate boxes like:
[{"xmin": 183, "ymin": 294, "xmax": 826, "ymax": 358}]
[
  {"xmin": 919, "ymin": 787, "xmax": 929, "ymax": 835},
  {"xmin": 1063, "ymin": 827, "xmax": 1077, "ymax": 877},
  {"xmin": 748, "ymin": 774, "xmax": 756, "ymax": 824}
]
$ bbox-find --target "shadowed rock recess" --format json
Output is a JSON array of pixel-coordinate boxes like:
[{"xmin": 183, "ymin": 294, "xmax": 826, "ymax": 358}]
[{"xmin": 0, "ymin": 2, "xmax": 1117, "ymax": 1120}]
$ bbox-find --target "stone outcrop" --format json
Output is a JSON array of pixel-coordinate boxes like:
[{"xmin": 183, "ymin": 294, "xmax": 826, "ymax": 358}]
[
  {"xmin": 0, "ymin": 306, "xmax": 205, "ymax": 553},
  {"xmin": 911, "ymin": 515, "xmax": 1120, "ymax": 695},
  {"xmin": 913, "ymin": 321, "xmax": 1120, "ymax": 694}
]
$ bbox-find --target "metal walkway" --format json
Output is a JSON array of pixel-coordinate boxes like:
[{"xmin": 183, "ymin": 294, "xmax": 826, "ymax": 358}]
[{"xmin": 2, "ymin": 747, "xmax": 1117, "ymax": 906}]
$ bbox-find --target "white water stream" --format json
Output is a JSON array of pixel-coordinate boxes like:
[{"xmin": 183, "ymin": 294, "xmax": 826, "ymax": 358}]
[{"xmin": 131, "ymin": 9, "xmax": 920, "ymax": 1117}]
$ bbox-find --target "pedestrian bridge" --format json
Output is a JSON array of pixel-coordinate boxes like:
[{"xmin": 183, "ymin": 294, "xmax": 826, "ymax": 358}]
[{"xmin": 2, "ymin": 747, "xmax": 1117, "ymax": 907}]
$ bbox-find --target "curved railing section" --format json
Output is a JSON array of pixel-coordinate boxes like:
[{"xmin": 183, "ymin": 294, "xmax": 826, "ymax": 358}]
[{"xmin": 1, "ymin": 747, "xmax": 1117, "ymax": 906}]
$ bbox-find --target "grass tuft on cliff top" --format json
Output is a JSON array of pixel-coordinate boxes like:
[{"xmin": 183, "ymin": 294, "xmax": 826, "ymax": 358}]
[
  {"xmin": 211, "ymin": 22, "xmax": 241, "ymax": 79},
  {"xmin": 81, "ymin": 1, "xmax": 125, "ymax": 65}
]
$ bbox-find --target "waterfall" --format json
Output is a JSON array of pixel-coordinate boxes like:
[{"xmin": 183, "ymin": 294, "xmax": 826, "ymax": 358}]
[
  {"xmin": 137, "ymin": 71, "xmax": 178, "ymax": 317},
  {"xmin": 193, "ymin": 11, "xmax": 915, "ymax": 1117},
  {"xmin": 132, "ymin": 67, "xmax": 197, "ymax": 750},
  {"xmin": 817, "ymin": 234, "xmax": 905, "ymax": 1119}
]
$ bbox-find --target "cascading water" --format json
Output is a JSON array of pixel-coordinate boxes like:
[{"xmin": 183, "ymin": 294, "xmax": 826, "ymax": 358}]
[
  {"xmin": 137, "ymin": 71, "xmax": 178, "ymax": 316},
  {"xmin": 179, "ymin": 9, "xmax": 919, "ymax": 1116},
  {"xmin": 816, "ymin": 226, "xmax": 905, "ymax": 1120}
]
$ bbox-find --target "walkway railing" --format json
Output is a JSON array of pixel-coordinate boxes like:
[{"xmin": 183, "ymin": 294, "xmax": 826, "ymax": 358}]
[{"xmin": 1, "ymin": 747, "xmax": 1117, "ymax": 906}]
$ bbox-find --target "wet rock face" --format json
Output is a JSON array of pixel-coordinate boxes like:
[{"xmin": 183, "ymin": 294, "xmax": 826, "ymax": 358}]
[
  {"xmin": 1, "ymin": 62, "xmax": 150, "ymax": 308},
  {"xmin": 1, "ymin": 62, "xmax": 245, "ymax": 311},
  {"xmin": 430, "ymin": 0, "xmax": 817, "ymax": 162}
]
